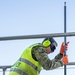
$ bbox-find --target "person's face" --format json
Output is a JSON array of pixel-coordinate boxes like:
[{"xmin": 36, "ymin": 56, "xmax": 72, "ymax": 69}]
[{"xmin": 45, "ymin": 42, "xmax": 57, "ymax": 54}]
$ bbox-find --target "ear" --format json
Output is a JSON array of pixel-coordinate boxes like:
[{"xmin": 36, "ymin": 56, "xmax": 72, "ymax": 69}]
[{"xmin": 42, "ymin": 40, "xmax": 51, "ymax": 47}]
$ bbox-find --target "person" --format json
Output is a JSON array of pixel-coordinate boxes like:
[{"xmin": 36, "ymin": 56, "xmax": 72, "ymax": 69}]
[{"xmin": 9, "ymin": 37, "xmax": 69, "ymax": 75}]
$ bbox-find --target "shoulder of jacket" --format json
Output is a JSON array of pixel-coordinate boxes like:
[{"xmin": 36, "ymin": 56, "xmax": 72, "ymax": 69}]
[
  {"xmin": 32, "ymin": 43, "xmax": 46, "ymax": 53},
  {"xmin": 38, "ymin": 47, "xmax": 45, "ymax": 53}
]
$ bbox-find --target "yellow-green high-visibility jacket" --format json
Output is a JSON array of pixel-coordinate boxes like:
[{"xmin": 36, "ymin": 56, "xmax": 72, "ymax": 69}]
[{"xmin": 9, "ymin": 43, "xmax": 42, "ymax": 75}]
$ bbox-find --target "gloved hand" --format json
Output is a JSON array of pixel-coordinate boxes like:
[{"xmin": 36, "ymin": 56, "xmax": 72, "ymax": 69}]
[
  {"xmin": 60, "ymin": 42, "xmax": 69, "ymax": 54},
  {"xmin": 62, "ymin": 55, "xmax": 68, "ymax": 65}
]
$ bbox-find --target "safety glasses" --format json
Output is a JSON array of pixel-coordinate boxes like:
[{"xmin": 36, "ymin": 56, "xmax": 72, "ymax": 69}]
[{"xmin": 50, "ymin": 44, "xmax": 56, "ymax": 52}]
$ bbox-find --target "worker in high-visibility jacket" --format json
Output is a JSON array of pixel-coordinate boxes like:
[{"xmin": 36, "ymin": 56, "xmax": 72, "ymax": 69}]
[{"xmin": 9, "ymin": 37, "xmax": 69, "ymax": 75}]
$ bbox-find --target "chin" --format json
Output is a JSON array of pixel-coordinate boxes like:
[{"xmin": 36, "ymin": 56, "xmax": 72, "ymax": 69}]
[{"xmin": 47, "ymin": 52, "xmax": 51, "ymax": 54}]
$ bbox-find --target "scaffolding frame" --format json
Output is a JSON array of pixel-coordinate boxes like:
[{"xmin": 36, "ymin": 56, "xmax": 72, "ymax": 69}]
[
  {"xmin": 0, "ymin": 62, "xmax": 75, "ymax": 75},
  {"xmin": 0, "ymin": 2, "xmax": 75, "ymax": 75}
]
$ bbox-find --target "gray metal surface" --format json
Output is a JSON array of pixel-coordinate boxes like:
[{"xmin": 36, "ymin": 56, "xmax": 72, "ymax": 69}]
[{"xmin": 0, "ymin": 32, "xmax": 75, "ymax": 41}]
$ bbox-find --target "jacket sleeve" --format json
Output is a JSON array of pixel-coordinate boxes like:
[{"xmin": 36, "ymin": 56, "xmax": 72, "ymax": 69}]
[
  {"xmin": 54, "ymin": 53, "xmax": 63, "ymax": 61},
  {"xmin": 32, "ymin": 47, "xmax": 63, "ymax": 70}
]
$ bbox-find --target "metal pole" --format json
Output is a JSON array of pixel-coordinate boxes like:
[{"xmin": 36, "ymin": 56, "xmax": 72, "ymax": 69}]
[
  {"xmin": 3, "ymin": 68, "xmax": 6, "ymax": 75},
  {"xmin": 3, "ymin": 70, "xmax": 5, "ymax": 75},
  {"xmin": 64, "ymin": 2, "xmax": 67, "ymax": 75}
]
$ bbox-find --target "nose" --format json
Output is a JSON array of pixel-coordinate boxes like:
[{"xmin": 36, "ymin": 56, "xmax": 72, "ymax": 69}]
[{"xmin": 52, "ymin": 42, "xmax": 57, "ymax": 47}]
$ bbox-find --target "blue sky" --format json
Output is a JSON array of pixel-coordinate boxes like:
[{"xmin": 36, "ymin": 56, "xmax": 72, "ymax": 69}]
[{"xmin": 0, "ymin": 0, "xmax": 75, "ymax": 75}]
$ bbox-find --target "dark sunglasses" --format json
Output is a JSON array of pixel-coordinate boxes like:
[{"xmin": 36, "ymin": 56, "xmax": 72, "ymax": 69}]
[{"xmin": 50, "ymin": 44, "xmax": 56, "ymax": 52}]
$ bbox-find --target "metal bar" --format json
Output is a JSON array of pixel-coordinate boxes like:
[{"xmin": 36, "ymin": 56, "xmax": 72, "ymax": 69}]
[
  {"xmin": 67, "ymin": 62, "xmax": 75, "ymax": 65},
  {"xmin": 0, "ymin": 62, "xmax": 75, "ymax": 69},
  {"xmin": 3, "ymin": 71, "xmax": 5, "ymax": 75},
  {"xmin": 0, "ymin": 65, "xmax": 11, "ymax": 69},
  {"xmin": 64, "ymin": 2, "xmax": 67, "ymax": 56},
  {"xmin": 64, "ymin": 2, "xmax": 67, "ymax": 75},
  {"xmin": 0, "ymin": 66, "xmax": 11, "ymax": 75},
  {"xmin": 3, "ymin": 69, "xmax": 6, "ymax": 75},
  {"xmin": 0, "ymin": 62, "xmax": 75, "ymax": 75},
  {"xmin": 0, "ymin": 32, "xmax": 75, "ymax": 41}
]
